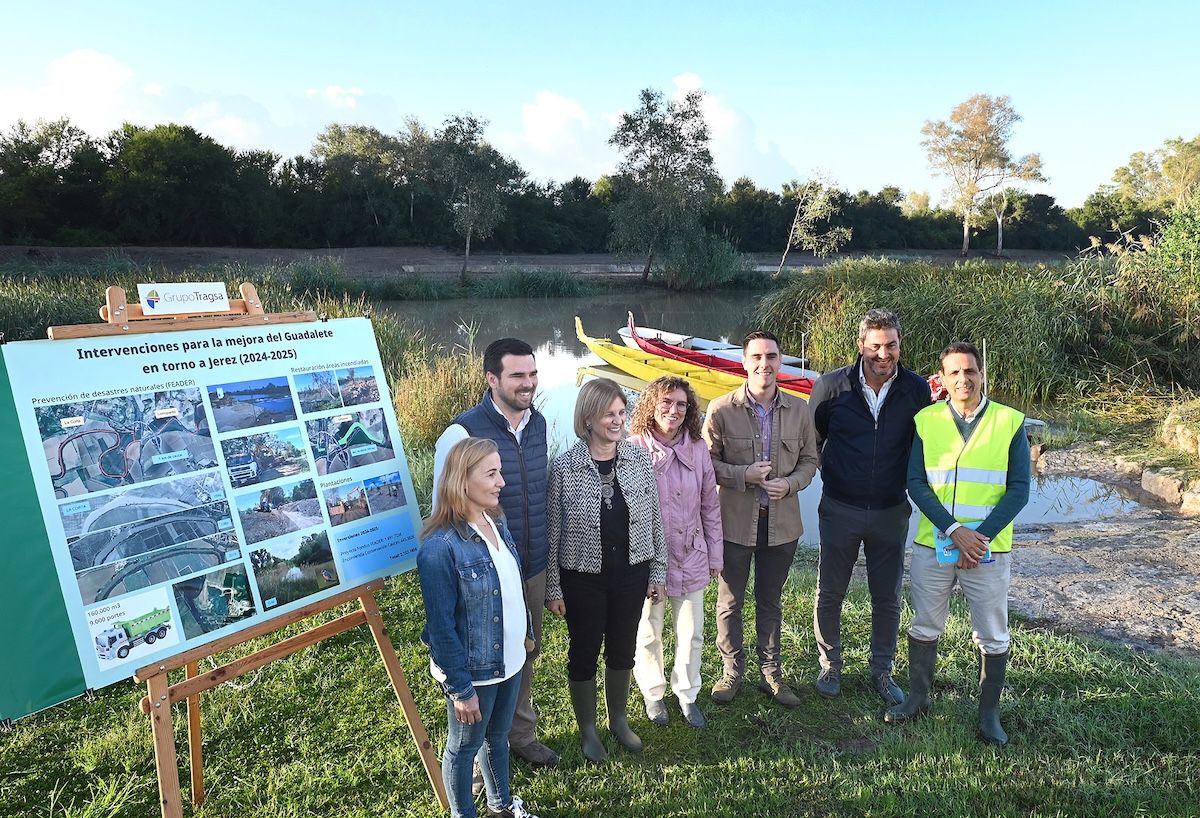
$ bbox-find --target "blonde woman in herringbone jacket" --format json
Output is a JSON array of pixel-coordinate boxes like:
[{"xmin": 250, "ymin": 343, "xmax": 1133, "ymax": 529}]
[{"xmin": 545, "ymin": 377, "xmax": 666, "ymax": 763}]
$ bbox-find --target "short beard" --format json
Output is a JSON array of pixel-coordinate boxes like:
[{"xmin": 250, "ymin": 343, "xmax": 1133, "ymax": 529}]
[{"xmin": 495, "ymin": 389, "xmax": 531, "ymax": 413}]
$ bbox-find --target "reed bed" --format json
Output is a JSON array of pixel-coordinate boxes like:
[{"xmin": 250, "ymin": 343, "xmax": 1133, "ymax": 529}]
[
  {"xmin": 391, "ymin": 340, "xmax": 487, "ymax": 452},
  {"xmin": 757, "ymin": 256, "xmax": 1200, "ymax": 405}
]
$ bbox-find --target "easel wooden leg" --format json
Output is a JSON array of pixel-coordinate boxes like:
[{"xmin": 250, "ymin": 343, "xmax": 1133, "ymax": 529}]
[
  {"xmin": 185, "ymin": 661, "xmax": 204, "ymax": 807},
  {"xmin": 146, "ymin": 672, "xmax": 184, "ymax": 818},
  {"xmin": 359, "ymin": 591, "xmax": 449, "ymax": 811}
]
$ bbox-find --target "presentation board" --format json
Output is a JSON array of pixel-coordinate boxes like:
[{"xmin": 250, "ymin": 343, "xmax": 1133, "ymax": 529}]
[{"xmin": 1, "ymin": 317, "xmax": 422, "ymax": 720}]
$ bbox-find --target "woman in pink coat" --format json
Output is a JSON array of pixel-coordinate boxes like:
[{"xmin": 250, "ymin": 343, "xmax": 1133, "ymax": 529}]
[{"xmin": 628, "ymin": 376, "xmax": 723, "ymax": 728}]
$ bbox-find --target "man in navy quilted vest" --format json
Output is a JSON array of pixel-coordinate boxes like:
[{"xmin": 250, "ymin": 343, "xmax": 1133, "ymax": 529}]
[{"xmin": 434, "ymin": 338, "xmax": 556, "ymax": 768}]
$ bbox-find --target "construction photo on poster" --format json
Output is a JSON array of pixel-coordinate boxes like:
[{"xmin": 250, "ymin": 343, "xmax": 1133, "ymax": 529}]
[{"xmin": 2, "ymin": 317, "xmax": 421, "ymax": 694}]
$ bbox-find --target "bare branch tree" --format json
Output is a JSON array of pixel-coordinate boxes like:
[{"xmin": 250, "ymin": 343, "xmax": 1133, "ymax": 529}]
[{"xmin": 776, "ymin": 178, "xmax": 852, "ymax": 276}]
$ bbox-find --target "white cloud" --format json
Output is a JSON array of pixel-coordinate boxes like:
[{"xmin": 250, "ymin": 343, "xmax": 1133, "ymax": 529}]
[
  {"xmin": 670, "ymin": 71, "xmax": 798, "ymax": 189},
  {"xmin": 0, "ymin": 48, "xmax": 141, "ymax": 134},
  {"xmin": 521, "ymin": 91, "xmax": 587, "ymax": 152},
  {"xmin": 495, "ymin": 90, "xmax": 617, "ymax": 183},
  {"xmin": 182, "ymin": 101, "xmax": 263, "ymax": 148},
  {"xmin": 305, "ymin": 85, "xmax": 364, "ymax": 110},
  {"xmin": 0, "ymin": 50, "xmax": 289, "ymax": 155}
]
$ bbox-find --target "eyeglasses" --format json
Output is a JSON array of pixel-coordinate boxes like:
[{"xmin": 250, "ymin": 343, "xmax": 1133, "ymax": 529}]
[{"xmin": 656, "ymin": 399, "xmax": 689, "ymax": 412}]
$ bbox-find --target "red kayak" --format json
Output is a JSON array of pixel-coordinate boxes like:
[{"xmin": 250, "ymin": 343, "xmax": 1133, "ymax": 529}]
[{"xmin": 626, "ymin": 313, "xmax": 814, "ymax": 397}]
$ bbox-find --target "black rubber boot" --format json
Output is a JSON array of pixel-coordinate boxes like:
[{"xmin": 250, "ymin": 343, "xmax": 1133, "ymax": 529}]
[
  {"xmin": 604, "ymin": 668, "xmax": 643, "ymax": 752},
  {"xmin": 568, "ymin": 678, "xmax": 607, "ymax": 762},
  {"xmin": 978, "ymin": 650, "xmax": 1009, "ymax": 747},
  {"xmin": 884, "ymin": 637, "xmax": 938, "ymax": 723}
]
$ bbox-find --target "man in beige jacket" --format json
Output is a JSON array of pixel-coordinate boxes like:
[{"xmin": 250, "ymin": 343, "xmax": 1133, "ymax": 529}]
[{"xmin": 703, "ymin": 330, "xmax": 819, "ymax": 707}]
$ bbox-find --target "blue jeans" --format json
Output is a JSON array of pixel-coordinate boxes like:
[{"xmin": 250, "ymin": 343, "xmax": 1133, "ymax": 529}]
[{"xmin": 444, "ymin": 672, "xmax": 521, "ymax": 818}]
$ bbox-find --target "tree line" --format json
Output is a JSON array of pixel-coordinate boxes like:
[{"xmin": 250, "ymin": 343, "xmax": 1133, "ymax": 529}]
[{"xmin": 1, "ymin": 101, "xmax": 1195, "ymax": 261}]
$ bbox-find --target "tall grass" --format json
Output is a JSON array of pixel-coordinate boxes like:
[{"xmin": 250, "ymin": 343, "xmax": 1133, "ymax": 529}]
[
  {"xmin": 0, "ymin": 256, "xmax": 603, "ymax": 327},
  {"xmin": 391, "ymin": 337, "xmax": 488, "ymax": 451},
  {"xmin": 466, "ymin": 268, "xmax": 591, "ymax": 299},
  {"xmin": 757, "ymin": 255, "xmax": 1200, "ymax": 404}
]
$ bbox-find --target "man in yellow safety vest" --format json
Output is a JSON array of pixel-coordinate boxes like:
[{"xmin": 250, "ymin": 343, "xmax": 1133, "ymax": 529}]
[{"xmin": 884, "ymin": 341, "xmax": 1030, "ymax": 746}]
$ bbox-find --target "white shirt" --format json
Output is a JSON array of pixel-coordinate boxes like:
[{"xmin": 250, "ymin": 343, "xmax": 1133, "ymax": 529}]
[
  {"xmin": 858, "ymin": 362, "xmax": 898, "ymax": 421},
  {"xmin": 948, "ymin": 395, "xmax": 989, "ymax": 423},
  {"xmin": 430, "ymin": 513, "xmax": 528, "ymax": 686},
  {"xmin": 432, "ymin": 398, "xmax": 531, "ymax": 504}
]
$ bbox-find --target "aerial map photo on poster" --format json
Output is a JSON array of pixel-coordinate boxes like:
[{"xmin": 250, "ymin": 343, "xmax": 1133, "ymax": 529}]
[{"xmin": 1, "ymin": 318, "xmax": 423, "ymax": 702}]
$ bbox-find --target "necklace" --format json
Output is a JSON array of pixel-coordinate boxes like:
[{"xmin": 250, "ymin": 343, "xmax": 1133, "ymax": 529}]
[{"xmin": 596, "ymin": 456, "xmax": 617, "ymax": 510}]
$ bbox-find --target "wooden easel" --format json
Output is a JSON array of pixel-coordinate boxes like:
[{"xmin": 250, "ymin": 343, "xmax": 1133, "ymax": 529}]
[{"xmin": 49, "ymin": 283, "xmax": 448, "ymax": 818}]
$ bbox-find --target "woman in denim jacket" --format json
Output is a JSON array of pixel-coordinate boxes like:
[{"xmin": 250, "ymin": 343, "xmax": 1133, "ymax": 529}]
[{"xmin": 418, "ymin": 437, "xmax": 539, "ymax": 818}]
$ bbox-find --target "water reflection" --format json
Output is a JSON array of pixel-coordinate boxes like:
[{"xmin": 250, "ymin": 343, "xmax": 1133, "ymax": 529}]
[
  {"xmin": 378, "ymin": 292, "xmax": 1151, "ymax": 533},
  {"xmin": 1024, "ymin": 474, "xmax": 1143, "ymax": 523}
]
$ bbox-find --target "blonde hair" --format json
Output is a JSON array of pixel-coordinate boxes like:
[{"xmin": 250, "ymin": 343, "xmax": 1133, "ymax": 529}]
[
  {"xmin": 421, "ymin": 437, "xmax": 500, "ymax": 539},
  {"xmin": 573, "ymin": 377, "xmax": 626, "ymax": 439}
]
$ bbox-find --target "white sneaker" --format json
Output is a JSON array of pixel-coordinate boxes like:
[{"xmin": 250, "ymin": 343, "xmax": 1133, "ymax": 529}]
[{"xmin": 488, "ymin": 796, "xmax": 540, "ymax": 818}]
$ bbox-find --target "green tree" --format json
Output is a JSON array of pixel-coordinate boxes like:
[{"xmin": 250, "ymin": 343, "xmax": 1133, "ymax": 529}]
[
  {"xmin": 296, "ymin": 532, "xmax": 332, "ymax": 565},
  {"xmin": 396, "ymin": 116, "xmax": 436, "ymax": 232},
  {"xmin": 1113, "ymin": 135, "xmax": 1200, "ymax": 209},
  {"xmin": 1068, "ymin": 186, "xmax": 1158, "ymax": 246},
  {"xmin": 921, "ymin": 94, "xmax": 1045, "ymax": 255},
  {"xmin": 430, "ymin": 115, "xmax": 523, "ymax": 280},
  {"xmin": 230, "ymin": 149, "xmax": 286, "ymax": 245},
  {"xmin": 0, "ymin": 118, "xmax": 107, "ymax": 243},
  {"xmin": 104, "ymin": 123, "xmax": 241, "ymax": 244},
  {"xmin": 312, "ymin": 124, "xmax": 405, "ymax": 243},
  {"xmin": 608, "ymin": 88, "xmax": 721, "ymax": 281},
  {"xmin": 994, "ymin": 192, "xmax": 1081, "ymax": 251},
  {"xmin": 291, "ymin": 480, "xmax": 317, "ymax": 501},
  {"xmin": 710, "ymin": 177, "xmax": 790, "ymax": 252},
  {"xmin": 776, "ymin": 178, "xmax": 851, "ymax": 274}
]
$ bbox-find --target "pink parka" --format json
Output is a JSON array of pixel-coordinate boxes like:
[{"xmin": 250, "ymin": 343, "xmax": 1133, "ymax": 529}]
[{"xmin": 628, "ymin": 430, "xmax": 723, "ymax": 597}]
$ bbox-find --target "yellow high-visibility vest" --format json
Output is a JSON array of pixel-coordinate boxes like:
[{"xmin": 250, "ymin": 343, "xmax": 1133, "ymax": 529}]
[{"xmin": 913, "ymin": 400, "xmax": 1025, "ymax": 553}]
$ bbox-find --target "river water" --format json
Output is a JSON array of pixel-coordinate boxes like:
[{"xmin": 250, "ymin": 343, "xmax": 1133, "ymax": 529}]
[{"xmin": 379, "ymin": 292, "xmax": 1141, "ymax": 542}]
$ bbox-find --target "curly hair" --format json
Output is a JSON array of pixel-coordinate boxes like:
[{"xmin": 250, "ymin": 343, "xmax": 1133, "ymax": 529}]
[{"xmin": 629, "ymin": 376, "xmax": 703, "ymax": 441}]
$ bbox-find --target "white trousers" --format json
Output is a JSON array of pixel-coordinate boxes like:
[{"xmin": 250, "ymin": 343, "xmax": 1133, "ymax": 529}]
[
  {"xmin": 633, "ymin": 588, "xmax": 706, "ymax": 705},
  {"xmin": 907, "ymin": 546, "xmax": 1011, "ymax": 654}
]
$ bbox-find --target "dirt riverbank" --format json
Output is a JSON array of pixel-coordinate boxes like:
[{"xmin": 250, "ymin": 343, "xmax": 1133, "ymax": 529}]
[
  {"xmin": 825, "ymin": 442, "xmax": 1199, "ymax": 658},
  {"xmin": 1009, "ymin": 444, "xmax": 1200, "ymax": 656}
]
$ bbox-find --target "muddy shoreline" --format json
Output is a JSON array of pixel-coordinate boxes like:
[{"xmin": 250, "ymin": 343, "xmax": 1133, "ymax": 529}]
[{"xmin": 1008, "ymin": 444, "xmax": 1200, "ymax": 657}]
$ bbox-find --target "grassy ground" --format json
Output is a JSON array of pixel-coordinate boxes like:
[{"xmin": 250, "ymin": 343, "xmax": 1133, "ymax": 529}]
[{"xmin": 3, "ymin": 550, "xmax": 1198, "ymax": 818}]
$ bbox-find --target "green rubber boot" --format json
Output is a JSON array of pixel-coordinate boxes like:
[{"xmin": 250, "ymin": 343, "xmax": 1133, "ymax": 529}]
[
  {"xmin": 884, "ymin": 636, "xmax": 938, "ymax": 723},
  {"xmin": 568, "ymin": 678, "xmax": 607, "ymax": 763},
  {"xmin": 604, "ymin": 668, "xmax": 643, "ymax": 752},
  {"xmin": 978, "ymin": 650, "xmax": 1009, "ymax": 747}
]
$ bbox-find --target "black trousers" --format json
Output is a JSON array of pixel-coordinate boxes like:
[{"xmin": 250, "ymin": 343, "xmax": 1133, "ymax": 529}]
[{"xmin": 561, "ymin": 557, "xmax": 651, "ymax": 681}]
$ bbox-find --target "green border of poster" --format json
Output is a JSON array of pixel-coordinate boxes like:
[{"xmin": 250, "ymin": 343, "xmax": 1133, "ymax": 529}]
[{"xmin": 0, "ymin": 351, "xmax": 86, "ymax": 722}]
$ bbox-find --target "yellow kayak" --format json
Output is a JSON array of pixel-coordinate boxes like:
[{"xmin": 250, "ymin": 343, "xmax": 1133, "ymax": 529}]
[{"xmin": 576, "ymin": 316, "xmax": 793, "ymax": 403}]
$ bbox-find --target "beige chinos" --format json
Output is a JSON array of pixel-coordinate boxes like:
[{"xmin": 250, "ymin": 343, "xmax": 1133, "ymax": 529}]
[{"xmin": 907, "ymin": 546, "xmax": 1012, "ymax": 654}]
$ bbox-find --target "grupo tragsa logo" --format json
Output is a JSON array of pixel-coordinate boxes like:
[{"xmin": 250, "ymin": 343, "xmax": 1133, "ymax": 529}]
[{"xmin": 144, "ymin": 289, "xmax": 160, "ymax": 309}]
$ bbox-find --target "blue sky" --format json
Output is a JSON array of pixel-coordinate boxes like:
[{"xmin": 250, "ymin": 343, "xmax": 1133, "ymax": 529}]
[{"xmin": 1, "ymin": 0, "xmax": 1196, "ymax": 206}]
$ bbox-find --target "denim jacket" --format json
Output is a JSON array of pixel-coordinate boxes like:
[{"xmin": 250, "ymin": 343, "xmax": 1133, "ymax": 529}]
[{"xmin": 417, "ymin": 516, "xmax": 534, "ymax": 702}]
